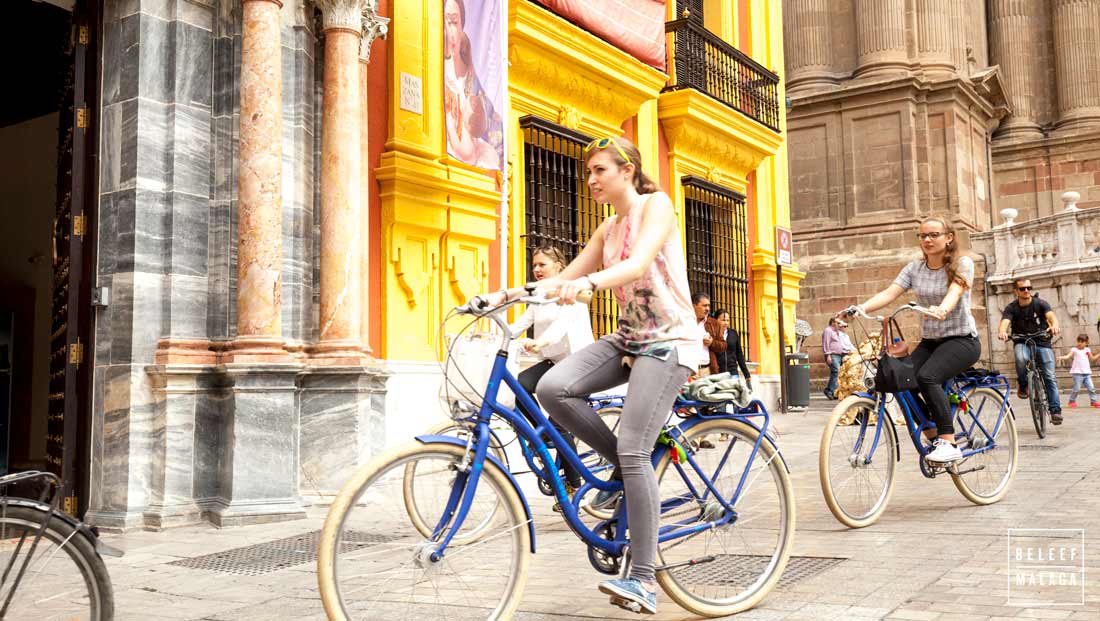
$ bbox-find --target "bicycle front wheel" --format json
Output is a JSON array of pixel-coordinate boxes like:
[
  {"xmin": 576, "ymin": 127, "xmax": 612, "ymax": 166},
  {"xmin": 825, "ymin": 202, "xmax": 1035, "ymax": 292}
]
[
  {"xmin": 0, "ymin": 504, "xmax": 114, "ymax": 620},
  {"xmin": 1028, "ymin": 368, "xmax": 1047, "ymax": 438},
  {"xmin": 317, "ymin": 442, "xmax": 530, "ymax": 620},
  {"xmin": 819, "ymin": 395, "xmax": 897, "ymax": 528},
  {"xmin": 405, "ymin": 421, "xmax": 509, "ymax": 544},
  {"xmin": 654, "ymin": 418, "xmax": 795, "ymax": 618},
  {"xmin": 951, "ymin": 387, "xmax": 1018, "ymax": 504}
]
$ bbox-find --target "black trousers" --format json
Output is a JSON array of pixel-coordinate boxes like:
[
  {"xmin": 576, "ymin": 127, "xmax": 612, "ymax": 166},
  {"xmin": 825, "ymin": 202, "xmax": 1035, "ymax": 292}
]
[
  {"xmin": 909, "ymin": 335, "xmax": 981, "ymax": 436},
  {"xmin": 517, "ymin": 359, "xmax": 582, "ymax": 486}
]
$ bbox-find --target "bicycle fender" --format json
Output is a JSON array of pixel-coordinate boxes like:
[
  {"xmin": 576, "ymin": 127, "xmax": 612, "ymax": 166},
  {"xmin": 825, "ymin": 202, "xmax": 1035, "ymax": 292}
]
[
  {"xmin": 0, "ymin": 497, "xmax": 124, "ymax": 557},
  {"xmin": 415, "ymin": 434, "xmax": 536, "ymax": 552},
  {"xmin": 848, "ymin": 393, "xmax": 901, "ymax": 462},
  {"xmin": 661, "ymin": 416, "xmax": 791, "ymax": 474}
]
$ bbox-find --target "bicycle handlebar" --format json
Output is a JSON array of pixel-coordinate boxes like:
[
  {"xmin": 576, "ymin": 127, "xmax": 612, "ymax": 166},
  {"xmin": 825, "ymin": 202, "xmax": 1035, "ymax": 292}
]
[{"xmin": 844, "ymin": 301, "xmax": 939, "ymax": 323}]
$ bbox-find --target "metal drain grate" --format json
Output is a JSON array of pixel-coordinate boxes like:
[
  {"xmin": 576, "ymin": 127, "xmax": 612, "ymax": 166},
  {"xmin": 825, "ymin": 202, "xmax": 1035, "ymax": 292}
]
[
  {"xmin": 1019, "ymin": 444, "xmax": 1058, "ymax": 451},
  {"xmin": 673, "ymin": 555, "xmax": 845, "ymax": 589},
  {"xmin": 169, "ymin": 530, "xmax": 395, "ymax": 576}
]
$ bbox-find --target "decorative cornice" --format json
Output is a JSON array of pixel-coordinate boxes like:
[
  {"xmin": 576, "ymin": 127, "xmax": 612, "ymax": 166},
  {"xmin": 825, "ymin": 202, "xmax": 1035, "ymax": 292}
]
[
  {"xmin": 658, "ymin": 89, "xmax": 782, "ymax": 180},
  {"xmin": 315, "ymin": 0, "xmax": 365, "ymax": 32},
  {"xmin": 508, "ymin": 1, "xmax": 666, "ymax": 135}
]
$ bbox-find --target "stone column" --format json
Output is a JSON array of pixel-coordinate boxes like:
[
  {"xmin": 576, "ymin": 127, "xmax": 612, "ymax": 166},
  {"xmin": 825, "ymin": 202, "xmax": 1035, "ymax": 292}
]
[
  {"xmin": 916, "ymin": 0, "xmax": 955, "ymax": 74},
  {"xmin": 989, "ymin": 0, "xmax": 1045, "ymax": 139},
  {"xmin": 784, "ymin": 0, "xmax": 836, "ymax": 91},
  {"xmin": 313, "ymin": 0, "xmax": 368, "ymax": 362},
  {"xmin": 233, "ymin": 0, "xmax": 288, "ymax": 360},
  {"xmin": 854, "ymin": 0, "xmax": 909, "ymax": 77},
  {"xmin": 1052, "ymin": 0, "xmax": 1100, "ymax": 129}
]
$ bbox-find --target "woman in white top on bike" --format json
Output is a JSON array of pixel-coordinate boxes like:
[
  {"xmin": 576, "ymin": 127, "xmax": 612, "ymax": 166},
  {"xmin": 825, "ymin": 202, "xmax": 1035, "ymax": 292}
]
[
  {"xmin": 508, "ymin": 244, "xmax": 594, "ymax": 492},
  {"xmin": 842, "ymin": 216, "xmax": 980, "ymax": 464}
]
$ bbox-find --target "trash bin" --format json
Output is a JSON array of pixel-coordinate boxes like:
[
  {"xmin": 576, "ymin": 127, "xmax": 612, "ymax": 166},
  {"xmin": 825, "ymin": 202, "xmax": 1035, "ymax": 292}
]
[{"xmin": 785, "ymin": 352, "xmax": 810, "ymax": 408}]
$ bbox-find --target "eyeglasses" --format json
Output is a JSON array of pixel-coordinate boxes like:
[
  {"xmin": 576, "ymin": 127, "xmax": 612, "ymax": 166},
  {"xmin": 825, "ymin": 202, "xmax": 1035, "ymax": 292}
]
[
  {"xmin": 915, "ymin": 232, "xmax": 946, "ymax": 241},
  {"xmin": 1016, "ymin": 286, "xmax": 1033, "ymax": 292},
  {"xmin": 585, "ymin": 137, "xmax": 632, "ymax": 165}
]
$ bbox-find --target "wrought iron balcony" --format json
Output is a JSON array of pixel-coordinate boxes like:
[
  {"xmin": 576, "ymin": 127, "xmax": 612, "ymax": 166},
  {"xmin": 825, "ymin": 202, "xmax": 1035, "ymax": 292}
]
[{"xmin": 665, "ymin": 18, "xmax": 781, "ymax": 132}]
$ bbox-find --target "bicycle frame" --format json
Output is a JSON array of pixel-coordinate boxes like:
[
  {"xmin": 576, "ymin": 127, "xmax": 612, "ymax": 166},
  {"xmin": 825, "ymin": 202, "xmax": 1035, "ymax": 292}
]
[
  {"xmin": 428, "ymin": 299, "xmax": 782, "ymax": 562},
  {"xmin": 849, "ymin": 374, "xmax": 1012, "ymax": 475}
]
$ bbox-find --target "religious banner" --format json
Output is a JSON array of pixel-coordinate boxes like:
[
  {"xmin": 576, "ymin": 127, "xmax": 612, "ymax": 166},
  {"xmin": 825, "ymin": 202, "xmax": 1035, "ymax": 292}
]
[{"xmin": 443, "ymin": 0, "xmax": 504, "ymax": 170}]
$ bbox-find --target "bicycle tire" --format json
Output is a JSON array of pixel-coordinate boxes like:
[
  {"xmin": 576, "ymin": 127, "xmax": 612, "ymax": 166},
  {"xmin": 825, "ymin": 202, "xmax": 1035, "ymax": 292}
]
[
  {"xmin": 951, "ymin": 387, "xmax": 1018, "ymax": 505},
  {"xmin": 578, "ymin": 406, "xmax": 621, "ymax": 520},
  {"xmin": 654, "ymin": 418, "xmax": 795, "ymax": 617},
  {"xmin": 318, "ymin": 441, "xmax": 530, "ymax": 620},
  {"xmin": 0, "ymin": 504, "xmax": 114, "ymax": 620},
  {"xmin": 1028, "ymin": 367, "xmax": 1047, "ymax": 438},
  {"xmin": 818, "ymin": 395, "xmax": 897, "ymax": 529}
]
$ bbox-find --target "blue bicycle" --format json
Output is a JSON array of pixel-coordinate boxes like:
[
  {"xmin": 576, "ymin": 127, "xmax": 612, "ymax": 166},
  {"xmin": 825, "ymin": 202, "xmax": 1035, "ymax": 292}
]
[
  {"xmin": 819, "ymin": 304, "xmax": 1019, "ymax": 528},
  {"xmin": 317, "ymin": 290, "xmax": 796, "ymax": 619}
]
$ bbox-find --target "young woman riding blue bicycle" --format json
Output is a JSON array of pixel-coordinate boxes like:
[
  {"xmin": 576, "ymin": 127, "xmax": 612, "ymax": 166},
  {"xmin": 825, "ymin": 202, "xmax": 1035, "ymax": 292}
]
[{"xmin": 315, "ymin": 136, "xmax": 795, "ymax": 619}]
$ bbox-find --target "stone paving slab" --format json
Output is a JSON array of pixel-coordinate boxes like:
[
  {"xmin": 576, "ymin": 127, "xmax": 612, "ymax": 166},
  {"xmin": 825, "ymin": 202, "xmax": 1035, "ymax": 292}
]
[{"xmin": 98, "ymin": 394, "xmax": 1100, "ymax": 620}]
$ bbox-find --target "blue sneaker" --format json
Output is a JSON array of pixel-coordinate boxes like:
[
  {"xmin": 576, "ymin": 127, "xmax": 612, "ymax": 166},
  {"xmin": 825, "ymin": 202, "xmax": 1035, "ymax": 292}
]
[
  {"xmin": 589, "ymin": 488, "xmax": 621, "ymax": 511},
  {"xmin": 599, "ymin": 578, "xmax": 657, "ymax": 614}
]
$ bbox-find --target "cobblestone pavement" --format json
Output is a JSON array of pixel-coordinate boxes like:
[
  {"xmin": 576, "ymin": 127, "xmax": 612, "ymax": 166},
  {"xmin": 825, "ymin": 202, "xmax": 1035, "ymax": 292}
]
[{"xmin": 99, "ymin": 394, "xmax": 1100, "ymax": 620}]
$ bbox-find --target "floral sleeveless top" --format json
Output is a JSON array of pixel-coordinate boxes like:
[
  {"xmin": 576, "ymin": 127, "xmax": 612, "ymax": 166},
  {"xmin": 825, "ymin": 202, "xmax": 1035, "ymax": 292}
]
[{"xmin": 601, "ymin": 192, "xmax": 707, "ymax": 371}]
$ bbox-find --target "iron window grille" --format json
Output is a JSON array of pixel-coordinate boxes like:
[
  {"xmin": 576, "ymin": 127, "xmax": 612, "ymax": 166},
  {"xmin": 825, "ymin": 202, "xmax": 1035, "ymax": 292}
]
[
  {"xmin": 683, "ymin": 176, "xmax": 751, "ymax": 358},
  {"xmin": 520, "ymin": 116, "xmax": 617, "ymax": 338},
  {"xmin": 664, "ymin": 18, "xmax": 781, "ymax": 132}
]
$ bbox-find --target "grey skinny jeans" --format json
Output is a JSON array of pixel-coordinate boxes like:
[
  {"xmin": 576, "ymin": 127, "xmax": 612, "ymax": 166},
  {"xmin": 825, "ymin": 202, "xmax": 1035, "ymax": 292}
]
[{"xmin": 537, "ymin": 338, "xmax": 692, "ymax": 583}]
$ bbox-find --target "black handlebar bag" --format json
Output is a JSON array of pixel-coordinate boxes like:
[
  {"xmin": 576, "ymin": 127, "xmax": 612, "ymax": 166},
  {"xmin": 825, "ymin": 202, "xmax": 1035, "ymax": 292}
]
[{"xmin": 873, "ymin": 318, "xmax": 918, "ymax": 393}]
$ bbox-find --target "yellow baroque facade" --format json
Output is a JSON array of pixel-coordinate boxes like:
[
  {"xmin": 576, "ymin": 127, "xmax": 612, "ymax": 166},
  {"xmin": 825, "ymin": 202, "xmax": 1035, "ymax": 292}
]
[{"xmin": 378, "ymin": 0, "xmax": 803, "ymax": 406}]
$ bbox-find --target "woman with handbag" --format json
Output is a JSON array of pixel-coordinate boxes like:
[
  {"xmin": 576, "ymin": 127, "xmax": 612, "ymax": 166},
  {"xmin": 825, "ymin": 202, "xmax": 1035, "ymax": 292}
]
[{"xmin": 841, "ymin": 216, "xmax": 979, "ymax": 464}]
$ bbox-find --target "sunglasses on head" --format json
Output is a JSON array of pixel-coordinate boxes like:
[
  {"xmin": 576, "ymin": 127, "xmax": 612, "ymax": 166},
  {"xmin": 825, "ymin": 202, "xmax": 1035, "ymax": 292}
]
[{"xmin": 585, "ymin": 137, "xmax": 632, "ymax": 165}]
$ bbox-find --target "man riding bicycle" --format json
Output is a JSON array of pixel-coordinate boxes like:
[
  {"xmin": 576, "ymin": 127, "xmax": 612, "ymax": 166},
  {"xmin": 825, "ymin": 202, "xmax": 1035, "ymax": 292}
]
[{"xmin": 997, "ymin": 278, "xmax": 1063, "ymax": 423}]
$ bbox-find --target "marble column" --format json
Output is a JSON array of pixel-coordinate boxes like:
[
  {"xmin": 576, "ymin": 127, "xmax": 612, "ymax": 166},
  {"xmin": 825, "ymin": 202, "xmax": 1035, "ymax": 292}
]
[
  {"xmin": 313, "ymin": 0, "xmax": 367, "ymax": 363},
  {"xmin": 854, "ymin": 0, "xmax": 910, "ymax": 77},
  {"xmin": 784, "ymin": 0, "xmax": 836, "ymax": 91},
  {"xmin": 989, "ymin": 0, "xmax": 1045, "ymax": 139},
  {"xmin": 917, "ymin": 0, "xmax": 955, "ymax": 74},
  {"xmin": 1052, "ymin": 0, "xmax": 1100, "ymax": 129},
  {"xmin": 233, "ymin": 0, "xmax": 288, "ymax": 360}
]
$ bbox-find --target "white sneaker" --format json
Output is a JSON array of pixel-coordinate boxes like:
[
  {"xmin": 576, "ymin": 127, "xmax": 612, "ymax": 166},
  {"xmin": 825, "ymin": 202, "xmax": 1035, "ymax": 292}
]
[{"xmin": 925, "ymin": 438, "xmax": 962, "ymax": 463}]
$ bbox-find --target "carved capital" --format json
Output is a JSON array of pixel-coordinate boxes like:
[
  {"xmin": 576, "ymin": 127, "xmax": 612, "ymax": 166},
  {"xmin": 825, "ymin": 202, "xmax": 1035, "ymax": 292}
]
[
  {"xmin": 315, "ymin": 0, "xmax": 366, "ymax": 32},
  {"xmin": 360, "ymin": 3, "xmax": 389, "ymax": 62}
]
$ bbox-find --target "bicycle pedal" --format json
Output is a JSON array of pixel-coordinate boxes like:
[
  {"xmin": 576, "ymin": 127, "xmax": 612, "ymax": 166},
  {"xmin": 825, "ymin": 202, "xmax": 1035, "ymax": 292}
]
[{"xmin": 609, "ymin": 595, "xmax": 643, "ymax": 614}]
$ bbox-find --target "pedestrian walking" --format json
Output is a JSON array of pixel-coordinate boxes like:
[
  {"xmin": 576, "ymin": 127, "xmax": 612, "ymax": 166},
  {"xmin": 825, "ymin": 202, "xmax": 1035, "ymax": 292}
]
[
  {"xmin": 1059, "ymin": 333, "xmax": 1100, "ymax": 409},
  {"xmin": 822, "ymin": 317, "xmax": 849, "ymax": 399}
]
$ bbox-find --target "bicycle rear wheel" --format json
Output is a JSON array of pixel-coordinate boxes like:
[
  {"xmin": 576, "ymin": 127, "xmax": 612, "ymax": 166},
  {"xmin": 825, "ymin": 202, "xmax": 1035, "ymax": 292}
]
[
  {"xmin": 951, "ymin": 387, "xmax": 1018, "ymax": 504},
  {"xmin": 0, "ymin": 504, "xmax": 114, "ymax": 620},
  {"xmin": 654, "ymin": 418, "xmax": 795, "ymax": 617},
  {"xmin": 318, "ymin": 441, "xmax": 530, "ymax": 620},
  {"xmin": 1028, "ymin": 368, "xmax": 1047, "ymax": 438},
  {"xmin": 819, "ymin": 395, "xmax": 897, "ymax": 528}
]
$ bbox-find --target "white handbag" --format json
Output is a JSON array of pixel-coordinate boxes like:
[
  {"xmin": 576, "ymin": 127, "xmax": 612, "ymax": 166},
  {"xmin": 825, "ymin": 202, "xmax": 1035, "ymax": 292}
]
[{"xmin": 442, "ymin": 331, "xmax": 520, "ymax": 409}]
